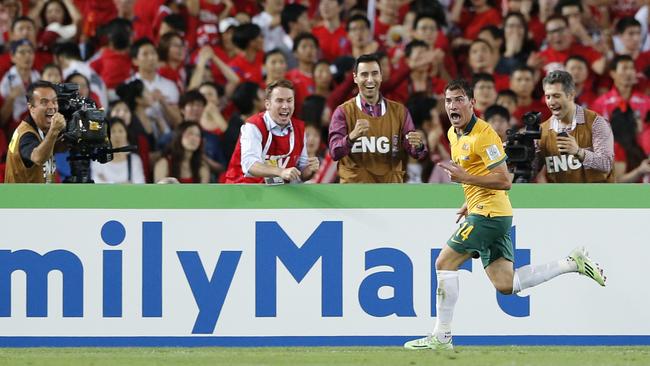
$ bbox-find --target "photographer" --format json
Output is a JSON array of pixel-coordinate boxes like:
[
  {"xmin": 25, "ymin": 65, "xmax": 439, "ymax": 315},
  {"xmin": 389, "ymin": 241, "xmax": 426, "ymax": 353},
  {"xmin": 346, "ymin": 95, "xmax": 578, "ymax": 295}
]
[
  {"xmin": 538, "ymin": 70, "xmax": 614, "ymax": 182},
  {"xmin": 5, "ymin": 81, "xmax": 66, "ymax": 183}
]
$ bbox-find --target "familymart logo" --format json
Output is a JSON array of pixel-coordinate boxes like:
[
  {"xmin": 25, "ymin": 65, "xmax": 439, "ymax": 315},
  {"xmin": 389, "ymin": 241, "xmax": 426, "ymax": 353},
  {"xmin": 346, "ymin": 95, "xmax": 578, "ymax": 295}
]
[{"xmin": 0, "ymin": 221, "xmax": 530, "ymax": 334}]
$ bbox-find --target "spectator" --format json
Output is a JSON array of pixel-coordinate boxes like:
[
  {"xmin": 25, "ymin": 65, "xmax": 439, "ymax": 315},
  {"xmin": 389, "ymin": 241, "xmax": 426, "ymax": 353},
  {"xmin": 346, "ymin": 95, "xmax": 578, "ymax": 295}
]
[
  {"xmin": 374, "ymin": 0, "xmax": 402, "ymax": 47},
  {"xmin": 304, "ymin": 122, "xmax": 322, "ymax": 159},
  {"xmin": 592, "ymin": 55, "xmax": 650, "ymax": 123},
  {"xmin": 554, "ymin": 0, "xmax": 601, "ymax": 50},
  {"xmin": 614, "ymin": 16, "xmax": 650, "ymax": 91},
  {"xmin": 130, "ymin": 37, "xmax": 181, "ymax": 128},
  {"xmin": 30, "ymin": 0, "xmax": 81, "ymax": 45},
  {"xmin": 65, "ymin": 71, "xmax": 100, "ymax": 106},
  {"xmin": 328, "ymin": 54, "xmax": 427, "ymax": 183},
  {"xmin": 116, "ymin": 79, "xmax": 166, "ymax": 172},
  {"xmin": 90, "ymin": 118, "xmax": 145, "ymax": 183},
  {"xmin": 484, "ymin": 104, "xmax": 510, "ymax": 142},
  {"xmin": 450, "ymin": 0, "xmax": 502, "ymax": 47},
  {"xmin": 0, "ymin": 0, "xmax": 23, "ymax": 37},
  {"xmin": 224, "ymin": 79, "xmax": 319, "ymax": 184},
  {"xmin": 224, "ymin": 81, "xmax": 266, "ymax": 163},
  {"xmin": 388, "ymin": 39, "xmax": 441, "ymax": 102},
  {"xmin": 537, "ymin": 70, "xmax": 614, "ymax": 182},
  {"xmin": 252, "ymin": 0, "xmax": 286, "ymax": 53},
  {"xmin": 313, "ymin": 60, "xmax": 333, "ymax": 98},
  {"xmin": 280, "ymin": 3, "xmax": 310, "ymax": 69},
  {"xmin": 180, "ymin": 89, "xmax": 227, "ymax": 181},
  {"xmin": 53, "ymin": 41, "xmax": 108, "ymax": 107},
  {"xmin": 40, "ymin": 63, "xmax": 62, "ymax": 83},
  {"xmin": 564, "ymin": 55, "xmax": 597, "ymax": 108},
  {"xmin": 528, "ymin": 15, "xmax": 605, "ymax": 76},
  {"xmin": 301, "ymin": 94, "xmax": 331, "ymax": 143},
  {"xmin": 263, "ymin": 48, "xmax": 288, "ymax": 86},
  {"xmin": 510, "ymin": 65, "xmax": 548, "ymax": 123},
  {"xmin": 345, "ymin": 15, "xmax": 379, "ymax": 59},
  {"xmin": 496, "ymin": 89, "xmax": 518, "ymax": 125},
  {"xmin": 109, "ymin": 99, "xmax": 151, "ymax": 182},
  {"xmin": 473, "ymin": 73, "xmax": 498, "ymax": 117},
  {"xmin": 188, "ymin": 44, "xmax": 239, "ymax": 96},
  {"xmin": 498, "ymin": 12, "xmax": 537, "ymax": 75},
  {"xmin": 405, "ymin": 92, "xmax": 449, "ymax": 183},
  {"xmin": 156, "ymin": 13, "xmax": 186, "ymax": 42},
  {"xmin": 117, "ymin": 0, "xmax": 155, "ymax": 40},
  {"xmin": 286, "ymin": 33, "xmax": 318, "ymax": 116},
  {"xmin": 477, "ymin": 25, "xmax": 504, "ymax": 72},
  {"xmin": 609, "ymin": 105, "xmax": 650, "ymax": 182},
  {"xmin": 503, "ymin": 0, "xmax": 545, "ymax": 47},
  {"xmin": 154, "ymin": 121, "xmax": 210, "ymax": 183},
  {"xmin": 0, "ymin": 16, "xmax": 53, "ymax": 76},
  {"xmin": 410, "ymin": 12, "xmax": 455, "ymax": 79},
  {"xmin": 90, "ymin": 18, "xmax": 133, "ymax": 90},
  {"xmin": 312, "ymin": 0, "xmax": 347, "ymax": 62},
  {"xmin": 157, "ymin": 32, "xmax": 187, "ymax": 93},
  {"xmin": 229, "ymin": 23, "xmax": 264, "ymax": 87},
  {"xmin": 0, "ymin": 39, "xmax": 40, "ymax": 131},
  {"xmin": 466, "ymin": 39, "xmax": 509, "ymax": 91}
]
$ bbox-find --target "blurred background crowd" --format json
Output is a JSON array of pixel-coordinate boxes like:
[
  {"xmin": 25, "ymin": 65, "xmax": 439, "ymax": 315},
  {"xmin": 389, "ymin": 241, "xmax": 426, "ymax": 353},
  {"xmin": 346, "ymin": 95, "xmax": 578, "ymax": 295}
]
[{"xmin": 0, "ymin": 0, "xmax": 649, "ymax": 183}]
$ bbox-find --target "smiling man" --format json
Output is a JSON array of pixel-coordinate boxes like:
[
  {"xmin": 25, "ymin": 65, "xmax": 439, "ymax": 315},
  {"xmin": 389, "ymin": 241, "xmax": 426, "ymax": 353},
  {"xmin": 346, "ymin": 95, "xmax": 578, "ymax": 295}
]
[
  {"xmin": 5, "ymin": 80, "xmax": 66, "ymax": 183},
  {"xmin": 539, "ymin": 70, "xmax": 614, "ymax": 182},
  {"xmin": 328, "ymin": 53, "xmax": 427, "ymax": 183},
  {"xmin": 224, "ymin": 79, "xmax": 319, "ymax": 184}
]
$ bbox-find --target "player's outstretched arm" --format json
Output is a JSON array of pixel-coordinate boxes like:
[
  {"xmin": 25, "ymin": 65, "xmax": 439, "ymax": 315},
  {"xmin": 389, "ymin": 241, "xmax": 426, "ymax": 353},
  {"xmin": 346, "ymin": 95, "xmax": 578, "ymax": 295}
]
[{"xmin": 438, "ymin": 161, "xmax": 512, "ymax": 190}]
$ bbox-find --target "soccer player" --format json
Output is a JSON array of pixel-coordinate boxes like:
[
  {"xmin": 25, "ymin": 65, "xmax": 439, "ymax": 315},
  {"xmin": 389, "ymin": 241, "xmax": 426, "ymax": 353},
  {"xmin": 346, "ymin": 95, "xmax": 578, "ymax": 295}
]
[{"xmin": 403, "ymin": 79, "xmax": 606, "ymax": 351}]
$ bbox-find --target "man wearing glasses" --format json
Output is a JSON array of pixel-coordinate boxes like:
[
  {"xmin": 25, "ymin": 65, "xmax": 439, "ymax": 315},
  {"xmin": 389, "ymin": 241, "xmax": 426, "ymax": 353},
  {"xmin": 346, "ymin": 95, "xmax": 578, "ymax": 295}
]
[
  {"xmin": 403, "ymin": 79, "xmax": 606, "ymax": 351},
  {"xmin": 5, "ymin": 80, "xmax": 66, "ymax": 183},
  {"xmin": 527, "ymin": 14, "xmax": 605, "ymax": 77}
]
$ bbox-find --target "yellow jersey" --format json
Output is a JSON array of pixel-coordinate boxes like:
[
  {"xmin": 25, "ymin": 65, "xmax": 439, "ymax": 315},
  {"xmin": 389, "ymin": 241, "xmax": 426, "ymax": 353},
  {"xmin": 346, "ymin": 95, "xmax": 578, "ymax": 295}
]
[{"xmin": 447, "ymin": 115, "xmax": 512, "ymax": 217}]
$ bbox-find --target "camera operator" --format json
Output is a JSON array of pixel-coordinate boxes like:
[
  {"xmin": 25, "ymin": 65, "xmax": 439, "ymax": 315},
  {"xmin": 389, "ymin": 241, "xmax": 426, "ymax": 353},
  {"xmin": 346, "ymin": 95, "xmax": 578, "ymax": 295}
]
[
  {"xmin": 5, "ymin": 81, "xmax": 66, "ymax": 183},
  {"xmin": 538, "ymin": 70, "xmax": 614, "ymax": 182}
]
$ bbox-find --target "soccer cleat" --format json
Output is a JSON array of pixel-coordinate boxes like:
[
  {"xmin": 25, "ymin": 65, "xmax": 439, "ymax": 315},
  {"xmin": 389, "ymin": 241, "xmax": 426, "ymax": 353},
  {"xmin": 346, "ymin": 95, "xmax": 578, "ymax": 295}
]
[
  {"xmin": 404, "ymin": 334, "xmax": 454, "ymax": 351},
  {"xmin": 569, "ymin": 246, "xmax": 606, "ymax": 286}
]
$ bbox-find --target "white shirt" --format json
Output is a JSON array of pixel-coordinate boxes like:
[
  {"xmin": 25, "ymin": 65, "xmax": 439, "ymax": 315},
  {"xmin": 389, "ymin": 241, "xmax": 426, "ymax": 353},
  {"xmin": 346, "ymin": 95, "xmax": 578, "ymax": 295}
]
[
  {"xmin": 132, "ymin": 72, "xmax": 180, "ymax": 133},
  {"xmin": 0, "ymin": 66, "xmax": 40, "ymax": 121},
  {"xmin": 90, "ymin": 154, "xmax": 145, "ymax": 183},
  {"xmin": 252, "ymin": 11, "xmax": 288, "ymax": 52},
  {"xmin": 62, "ymin": 59, "xmax": 109, "ymax": 108},
  {"xmin": 240, "ymin": 111, "xmax": 308, "ymax": 177}
]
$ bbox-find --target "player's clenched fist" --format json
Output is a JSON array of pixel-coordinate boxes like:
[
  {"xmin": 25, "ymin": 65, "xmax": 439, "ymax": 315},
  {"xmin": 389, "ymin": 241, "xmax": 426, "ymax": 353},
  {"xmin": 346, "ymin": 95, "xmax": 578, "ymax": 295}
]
[{"xmin": 349, "ymin": 119, "xmax": 370, "ymax": 141}]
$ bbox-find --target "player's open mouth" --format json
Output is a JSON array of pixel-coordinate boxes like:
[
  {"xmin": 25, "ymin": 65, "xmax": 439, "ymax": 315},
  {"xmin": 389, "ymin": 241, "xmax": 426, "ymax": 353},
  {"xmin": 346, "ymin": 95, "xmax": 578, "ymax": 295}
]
[
  {"xmin": 549, "ymin": 106, "xmax": 560, "ymax": 113},
  {"xmin": 449, "ymin": 112, "xmax": 461, "ymax": 121},
  {"xmin": 279, "ymin": 111, "xmax": 290, "ymax": 118},
  {"xmin": 45, "ymin": 111, "xmax": 55, "ymax": 122}
]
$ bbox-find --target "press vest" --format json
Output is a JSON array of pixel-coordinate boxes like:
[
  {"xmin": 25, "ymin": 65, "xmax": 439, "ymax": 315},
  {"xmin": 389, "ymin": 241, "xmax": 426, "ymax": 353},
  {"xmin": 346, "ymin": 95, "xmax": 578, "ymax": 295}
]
[
  {"xmin": 338, "ymin": 97, "xmax": 407, "ymax": 183},
  {"xmin": 4, "ymin": 120, "xmax": 46, "ymax": 183},
  {"xmin": 540, "ymin": 108, "xmax": 614, "ymax": 183}
]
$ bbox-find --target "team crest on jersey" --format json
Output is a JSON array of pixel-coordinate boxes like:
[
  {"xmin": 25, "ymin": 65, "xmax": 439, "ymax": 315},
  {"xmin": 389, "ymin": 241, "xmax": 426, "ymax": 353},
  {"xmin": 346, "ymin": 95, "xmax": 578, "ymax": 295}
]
[
  {"xmin": 462, "ymin": 143, "xmax": 470, "ymax": 151},
  {"xmin": 486, "ymin": 144, "xmax": 501, "ymax": 161}
]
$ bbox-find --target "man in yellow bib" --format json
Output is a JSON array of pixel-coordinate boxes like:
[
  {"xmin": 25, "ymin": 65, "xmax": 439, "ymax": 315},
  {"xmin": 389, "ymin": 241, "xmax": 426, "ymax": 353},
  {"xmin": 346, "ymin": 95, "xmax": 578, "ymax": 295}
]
[{"xmin": 404, "ymin": 79, "xmax": 607, "ymax": 351}]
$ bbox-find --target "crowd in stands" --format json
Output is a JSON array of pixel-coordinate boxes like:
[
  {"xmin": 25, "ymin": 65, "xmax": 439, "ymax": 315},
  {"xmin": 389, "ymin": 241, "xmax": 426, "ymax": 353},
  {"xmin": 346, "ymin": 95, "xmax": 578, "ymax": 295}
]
[{"xmin": 0, "ymin": 0, "xmax": 649, "ymax": 183}]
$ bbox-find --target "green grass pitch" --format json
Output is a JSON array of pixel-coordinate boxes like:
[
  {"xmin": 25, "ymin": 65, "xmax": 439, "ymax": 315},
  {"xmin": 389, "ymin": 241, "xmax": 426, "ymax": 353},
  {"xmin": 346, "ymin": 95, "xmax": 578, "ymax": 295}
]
[{"xmin": 0, "ymin": 346, "xmax": 648, "ymax": 366}]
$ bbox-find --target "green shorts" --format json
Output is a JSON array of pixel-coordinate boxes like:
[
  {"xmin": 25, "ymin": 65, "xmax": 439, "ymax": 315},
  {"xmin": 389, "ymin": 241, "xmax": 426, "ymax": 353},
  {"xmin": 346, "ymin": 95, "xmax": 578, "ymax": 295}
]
[{"xmin": 446, "ymin": 214, "xmax": 514, "ymax": 268}]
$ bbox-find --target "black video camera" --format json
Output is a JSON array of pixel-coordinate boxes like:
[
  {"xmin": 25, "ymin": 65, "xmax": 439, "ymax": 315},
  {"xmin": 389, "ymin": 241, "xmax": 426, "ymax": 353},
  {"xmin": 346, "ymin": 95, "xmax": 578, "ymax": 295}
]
[
  {"xmin": 55, "ymin": 83, "xmax": 134, "ymax": 183},
  {"xmin": 504, "ymin": 111, "xmax": 542, "ymax": 183}
]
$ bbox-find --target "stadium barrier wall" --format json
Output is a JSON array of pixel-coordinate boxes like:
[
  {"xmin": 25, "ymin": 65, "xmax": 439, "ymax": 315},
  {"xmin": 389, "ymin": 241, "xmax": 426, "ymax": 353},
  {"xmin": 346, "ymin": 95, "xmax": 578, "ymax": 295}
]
[{"xmin": 0, "ymin": 184, "xmax": 648, "ymax": 347}]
